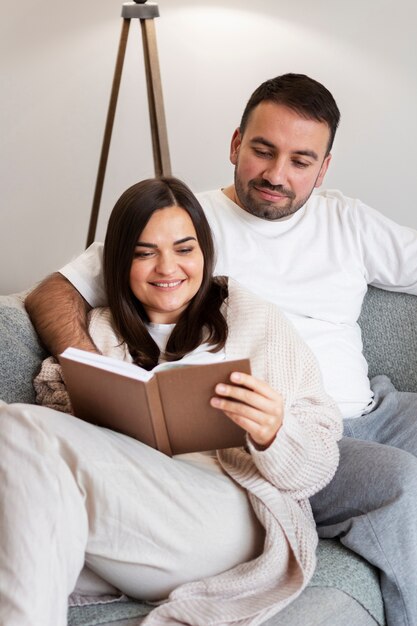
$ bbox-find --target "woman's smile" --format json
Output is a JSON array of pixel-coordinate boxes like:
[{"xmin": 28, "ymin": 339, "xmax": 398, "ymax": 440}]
[
  {"xmin": 129, "ymin": 205, "xmax": 204, "ymax": 324},
  {"xmin": 149, "ymin": 279, "xmax": 185, "ymax": 289}
]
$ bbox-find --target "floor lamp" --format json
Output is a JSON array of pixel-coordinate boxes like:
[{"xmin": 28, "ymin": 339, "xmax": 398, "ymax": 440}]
[{"xmin": 86, "ymin": 0, "xmax": 171, "ymax": 248}]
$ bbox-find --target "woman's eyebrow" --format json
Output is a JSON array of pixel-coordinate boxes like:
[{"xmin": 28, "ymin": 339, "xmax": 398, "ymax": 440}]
[
  {"xmin": 135, "ymin": 236, "xmax": 197, "ymax": 248},
  {"xmin": 174, "ymin": 237, "xmax": 197, "ymax": 245},
  {"xmin": 135, "ymin": 241, "xmax": 157, "ymax": 248}
]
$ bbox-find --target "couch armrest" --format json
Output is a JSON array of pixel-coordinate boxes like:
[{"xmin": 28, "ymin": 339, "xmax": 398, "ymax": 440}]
[
  {"xmin": 359, "ymin": 286, "xmax": 417, "ymax": 393},
  {"xmin": 0, "ymin": 295, "xmax": 47, "ymax": 403}
]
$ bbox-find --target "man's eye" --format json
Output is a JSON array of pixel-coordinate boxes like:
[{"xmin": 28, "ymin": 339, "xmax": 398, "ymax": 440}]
[
  {"xmin": 253, "ymin": 148, "xmax": 271, "ymax": 158},
  {"xmin": 293, "ymin": 160, "xmax": 309, "ymax": 168}
]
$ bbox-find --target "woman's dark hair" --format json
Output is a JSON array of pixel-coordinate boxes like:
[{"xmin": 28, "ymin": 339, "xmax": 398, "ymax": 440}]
[
  {"xmin": 103, "ymin": 176, "xmax": 228, "ymax": 370},
  {"xmin": 239, "ymin": 73, "xmax": 340, "ymax": 154}
]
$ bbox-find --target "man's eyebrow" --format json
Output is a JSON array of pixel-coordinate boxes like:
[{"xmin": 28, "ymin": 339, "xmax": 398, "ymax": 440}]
[
  {"xmin": 250, "ymin": 136, "xmax": 275, "ymax": 149},
  {"xmin": 293, "ymin": 149, "xmax": 319, "ymax": 161},
  {"xmin": 135, "ymin": 236, "xmax": 197, "ymax": 248},
  {"xmin": 250, "ymin": 136, "xmax": 319, "ymax": 161}
]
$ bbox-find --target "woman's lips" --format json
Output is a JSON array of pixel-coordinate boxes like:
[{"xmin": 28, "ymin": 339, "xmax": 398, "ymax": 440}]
[{"xmin": 149, "ymin": 279, "xmax": 185, "ymax": 289}]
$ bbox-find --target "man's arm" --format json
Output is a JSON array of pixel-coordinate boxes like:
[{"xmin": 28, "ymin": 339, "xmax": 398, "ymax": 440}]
[{"xmin": 25, "ymin": 273, "xmax": 98, "ymax": 356}]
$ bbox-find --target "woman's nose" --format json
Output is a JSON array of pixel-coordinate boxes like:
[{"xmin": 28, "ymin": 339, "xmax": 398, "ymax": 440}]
[{"xmin": 155, "ymin": 253, "xmax": 177, "ymax": 275}]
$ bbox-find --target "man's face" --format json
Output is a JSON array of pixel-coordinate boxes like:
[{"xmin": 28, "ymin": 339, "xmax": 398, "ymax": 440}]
[{"xmin": 230, "ymin": 101, "xmax": 332, "ymax": 220}]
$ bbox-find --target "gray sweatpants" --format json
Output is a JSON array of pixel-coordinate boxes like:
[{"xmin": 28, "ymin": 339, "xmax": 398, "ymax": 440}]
[{"xmin": 310, "ymin": 375, "xmax": 417, "ymax": 626}]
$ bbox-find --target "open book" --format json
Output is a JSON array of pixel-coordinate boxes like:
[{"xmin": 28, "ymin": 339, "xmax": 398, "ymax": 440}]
[{"xmin": 59, "ymin": 348, "xmax": 251, "ymax": 456}]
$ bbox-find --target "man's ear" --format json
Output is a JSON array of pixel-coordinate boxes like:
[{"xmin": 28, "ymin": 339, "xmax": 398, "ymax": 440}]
[
  {"xmin": 229, "ymin": 128, "xmax": 242, "ymax": 165},
  {"xmin": 315, "ymin": 153, "xmax": 332, "ymax": 188}
]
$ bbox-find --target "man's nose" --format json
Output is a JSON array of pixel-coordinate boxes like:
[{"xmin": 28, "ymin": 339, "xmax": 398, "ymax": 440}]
[{"xmin": 262, "ymin": 157, "xmax": 288, "ymax": 186}]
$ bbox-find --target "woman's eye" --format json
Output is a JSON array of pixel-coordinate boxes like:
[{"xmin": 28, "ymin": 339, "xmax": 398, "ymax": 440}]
[
  {"xmin": 177, "ymin": 247, "xmax": 193, "ymax": 254},
  {"xmin": 134, "ymin": 251, "xmax": 154, "ymax": 258}
]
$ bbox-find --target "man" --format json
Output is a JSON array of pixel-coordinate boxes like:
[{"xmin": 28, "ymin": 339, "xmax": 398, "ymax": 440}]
[{"xmin": 26, "ymin": 73, "xmax": 417, "ymax": 625}]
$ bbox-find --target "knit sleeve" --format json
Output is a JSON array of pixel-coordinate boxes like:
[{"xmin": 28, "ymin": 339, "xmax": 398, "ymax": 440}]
[
  {"xmin": 88, "ymin": 307, "xmax": 132, "ymax": 361},
  {"xmin": 248, "ymin": 306, "xmax": 343, "ymax": 501},
  {"xmin": 33, "ymin": 355, "xmax": 73, "ymax": 414}
]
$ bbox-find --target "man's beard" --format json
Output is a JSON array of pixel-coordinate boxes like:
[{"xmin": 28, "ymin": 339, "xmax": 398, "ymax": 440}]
[{"xmin": 234, "ymin": 173, "xmax": 314, "ymax": 221}]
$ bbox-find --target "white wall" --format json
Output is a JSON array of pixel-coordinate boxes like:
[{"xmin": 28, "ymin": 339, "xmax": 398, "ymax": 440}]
[{"xmin": 1, "ymin": 0, "xmax": 416, "ymax": 294}]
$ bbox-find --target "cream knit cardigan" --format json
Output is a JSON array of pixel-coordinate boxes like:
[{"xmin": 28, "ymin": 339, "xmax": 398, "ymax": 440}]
[{"xmin": 34, "ymin": 279, "xmax": 342, "ymax": 625}]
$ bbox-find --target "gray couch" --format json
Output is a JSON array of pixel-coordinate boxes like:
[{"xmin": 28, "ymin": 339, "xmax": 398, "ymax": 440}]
[{"xmin": 1, "ymin": 285, "xmax": 416, "ymax": 625}]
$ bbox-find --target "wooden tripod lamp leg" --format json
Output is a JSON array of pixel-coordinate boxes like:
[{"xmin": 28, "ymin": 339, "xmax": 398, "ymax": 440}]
[
  {"xmin": 140, "ymin": 18, "xmax": 171, "ymax": 177},
  {"xmin": 85, "ymin": 3, "xmax": 170, "ymax": 248},
  {"xmin": 86, "ymin": 19, "xmax": 130, "ymax": 248}
]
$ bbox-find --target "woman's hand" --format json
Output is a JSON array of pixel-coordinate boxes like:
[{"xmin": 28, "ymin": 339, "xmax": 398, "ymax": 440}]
[{"xmin": 210, "ymin": 372, "xmax": 283, "ymax": 449}]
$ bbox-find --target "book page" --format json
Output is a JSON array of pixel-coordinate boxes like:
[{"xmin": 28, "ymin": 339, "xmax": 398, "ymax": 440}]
[
  {"xmin": 60, "ymin": 347, "xmax": 153, "ymax": 382},
  {"xmin": 60, "ymin": 347, "xmax": 244, "ymax": 383}
]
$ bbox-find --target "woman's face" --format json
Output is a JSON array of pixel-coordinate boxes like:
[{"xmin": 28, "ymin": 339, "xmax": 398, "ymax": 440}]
[{"xmin": 129, "ymin": 205, "xmax": 204, "ymax": 324}]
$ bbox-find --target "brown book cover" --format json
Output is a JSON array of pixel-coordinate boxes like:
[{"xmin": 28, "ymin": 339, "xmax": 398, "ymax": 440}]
[{"xmin": 59, "ymin": 348, "xmax": 251, "ymax": 456}]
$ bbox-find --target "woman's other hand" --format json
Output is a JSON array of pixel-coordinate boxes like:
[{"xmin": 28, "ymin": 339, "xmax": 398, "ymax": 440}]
[{"xmin": 210, "ymin": 372, "xmax": 283, "ymax": 449}]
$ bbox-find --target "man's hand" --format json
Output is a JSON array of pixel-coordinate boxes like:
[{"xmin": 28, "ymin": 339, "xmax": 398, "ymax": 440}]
[
  {"xmin": 210, "ymin": 371, "xmax": 283, "ymax": 449},
  {"xmin": 25, "ymin": 273, "xmax": 98, "ymax": 357}
]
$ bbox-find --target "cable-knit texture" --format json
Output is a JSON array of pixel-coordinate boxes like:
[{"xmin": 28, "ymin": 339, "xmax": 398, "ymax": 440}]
[
  {"xmin": 33, "ymin": 356, "xmax": 73, "ymax": 413},
  {"xmin": 34, "ymin": 279, "xmax": 342, "ymax": 625}
]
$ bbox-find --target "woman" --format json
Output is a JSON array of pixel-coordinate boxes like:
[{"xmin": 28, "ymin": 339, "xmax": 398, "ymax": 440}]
[{"xmin": 15, "ymin": 177, "xmax": 341, "ymax": 625}]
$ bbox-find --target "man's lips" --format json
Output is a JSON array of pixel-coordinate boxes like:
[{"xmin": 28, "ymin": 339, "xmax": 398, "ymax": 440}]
[{"xmin": 253, "ymin": 185, "xmax": 291, "ymax": 202}]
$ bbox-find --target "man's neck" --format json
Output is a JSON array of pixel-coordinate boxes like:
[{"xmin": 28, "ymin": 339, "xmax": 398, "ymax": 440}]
[{"xmin": 222, "ymin": 184, "xmax": 238, "ymax": 205}]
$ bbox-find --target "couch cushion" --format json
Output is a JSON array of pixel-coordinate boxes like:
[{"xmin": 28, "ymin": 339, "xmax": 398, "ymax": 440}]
[
  {"xmin": 359, "ymin": 286, "xmax": 417, "ymax": 392},
  {"xmin": 67, "ymin": 540, "xmax": 384, "ymax": 626},
  {"xmin": 0, "ymin": 295, "xmax": 46, "ymax": 403}
]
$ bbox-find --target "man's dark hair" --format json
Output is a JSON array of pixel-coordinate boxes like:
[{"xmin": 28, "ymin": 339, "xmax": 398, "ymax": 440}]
[
  {"xmin": 239, "ymin": 73, "xmax": 341, "ymax": 154},
  {"xmin": 104, "ymin": 176, "xmax": 228, "ymax": 370}
]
